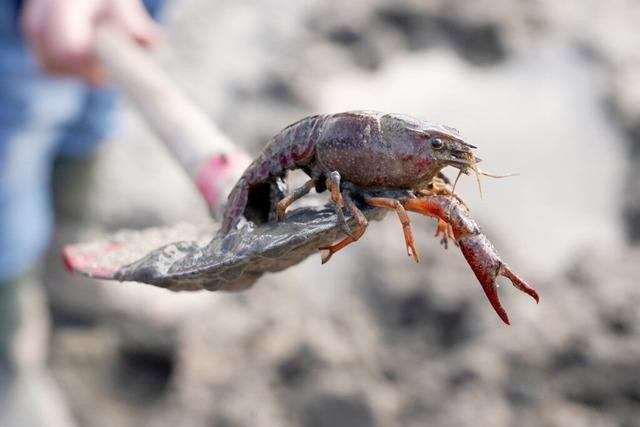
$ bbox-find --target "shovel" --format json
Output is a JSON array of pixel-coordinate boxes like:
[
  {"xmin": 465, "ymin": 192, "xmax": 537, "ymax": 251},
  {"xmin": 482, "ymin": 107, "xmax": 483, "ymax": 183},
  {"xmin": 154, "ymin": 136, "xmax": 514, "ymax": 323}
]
[{"xmin": 62, "ymin": 24, "xmax": 383, "ymax": 291}]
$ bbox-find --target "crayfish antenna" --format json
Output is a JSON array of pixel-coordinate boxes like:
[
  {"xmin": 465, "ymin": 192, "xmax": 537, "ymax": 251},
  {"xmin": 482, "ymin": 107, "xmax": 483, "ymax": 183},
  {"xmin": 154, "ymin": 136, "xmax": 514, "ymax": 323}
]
[
  {"xmin": 471, "ymin": 166, "xmax": 519, "ymax": 200},
  {"xmin": 474, "ymin": 168, "xmax": 483, "ymax": 200},
  {"xmin": 451, "ymin": 169, "xmax": 463, "ymax": 199},
  {"xmin": 476, "ymin": 168, "xmax": 519, "ymax": 179}
]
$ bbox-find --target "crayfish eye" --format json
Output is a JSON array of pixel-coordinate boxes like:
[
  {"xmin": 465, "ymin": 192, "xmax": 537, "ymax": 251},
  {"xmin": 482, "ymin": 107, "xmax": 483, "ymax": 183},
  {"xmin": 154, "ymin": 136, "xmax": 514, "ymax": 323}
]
[{"xmin": 431, "ymin": 138, "xmax": 444, "ymax": 149}]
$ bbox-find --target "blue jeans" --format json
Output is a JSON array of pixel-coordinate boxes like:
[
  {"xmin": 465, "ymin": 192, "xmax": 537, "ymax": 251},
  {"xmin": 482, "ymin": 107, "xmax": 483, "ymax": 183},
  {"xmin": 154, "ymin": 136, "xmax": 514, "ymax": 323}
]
[{"xmin": 0, "ymin": 0, "xmax": 164, "ymax": 282}]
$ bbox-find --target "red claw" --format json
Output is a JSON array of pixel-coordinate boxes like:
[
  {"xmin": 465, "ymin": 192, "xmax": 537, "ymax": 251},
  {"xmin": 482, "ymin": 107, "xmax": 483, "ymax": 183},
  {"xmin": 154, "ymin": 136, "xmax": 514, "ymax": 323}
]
[
  {"xmin": 499, "ymin": 264, "xmax": 539, "ymax": 304},
  {"xmin": 402, "ymin": 195, "xmax": 538, "ymax": 325},
  {"xmin": 458, "ymin": 233, "xmax": 538, "ymax": 325}
]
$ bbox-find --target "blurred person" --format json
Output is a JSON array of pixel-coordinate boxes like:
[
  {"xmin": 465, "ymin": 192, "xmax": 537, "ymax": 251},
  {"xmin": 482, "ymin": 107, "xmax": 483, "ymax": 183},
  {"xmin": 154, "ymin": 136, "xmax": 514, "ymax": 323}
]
[{"xmin": 0, "ymin": 0, "xmax": 165, "ymax": 425}]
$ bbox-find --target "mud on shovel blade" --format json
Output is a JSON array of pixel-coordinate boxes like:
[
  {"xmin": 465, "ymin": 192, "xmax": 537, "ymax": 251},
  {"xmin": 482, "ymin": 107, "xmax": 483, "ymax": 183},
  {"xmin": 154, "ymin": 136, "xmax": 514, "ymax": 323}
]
[{"xmin": 63, "ymin": 206, "xmax": 383, "ymax": 291}]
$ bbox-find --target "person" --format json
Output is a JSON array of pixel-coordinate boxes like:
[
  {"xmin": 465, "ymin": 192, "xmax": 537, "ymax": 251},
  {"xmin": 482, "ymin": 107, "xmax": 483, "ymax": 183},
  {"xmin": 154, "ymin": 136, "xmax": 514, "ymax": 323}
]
[{"xmin": 0, "ymin": 1, "xmax": 165, "ymax": 425}]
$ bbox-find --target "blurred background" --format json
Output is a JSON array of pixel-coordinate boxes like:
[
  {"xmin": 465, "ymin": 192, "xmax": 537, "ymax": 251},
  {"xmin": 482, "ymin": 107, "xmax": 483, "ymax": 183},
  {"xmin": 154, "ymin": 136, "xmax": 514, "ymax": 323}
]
[{"xmin": 5, "ymin": 0, "xmax": 640, "ymax": 426}]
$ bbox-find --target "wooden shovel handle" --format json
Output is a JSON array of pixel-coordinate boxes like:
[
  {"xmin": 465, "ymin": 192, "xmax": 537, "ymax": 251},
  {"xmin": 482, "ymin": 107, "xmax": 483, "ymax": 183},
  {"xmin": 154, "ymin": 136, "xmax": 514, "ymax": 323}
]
[{"xmin": 93, "ymin": 23, "xmax": 250, "ymax": 215}]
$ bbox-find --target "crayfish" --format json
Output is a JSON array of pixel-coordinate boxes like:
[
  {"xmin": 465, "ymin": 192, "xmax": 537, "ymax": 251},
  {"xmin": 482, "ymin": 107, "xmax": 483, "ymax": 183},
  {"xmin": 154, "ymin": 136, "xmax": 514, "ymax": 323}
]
[{"xmin": 221, "ymin": 111, "xmax": 538, "ymax": 324}]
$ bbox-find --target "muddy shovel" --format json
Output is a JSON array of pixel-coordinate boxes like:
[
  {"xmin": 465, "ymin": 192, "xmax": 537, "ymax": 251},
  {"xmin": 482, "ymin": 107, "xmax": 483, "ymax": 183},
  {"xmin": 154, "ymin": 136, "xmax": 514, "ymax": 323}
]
[{"xmin": 62, "ymin": 24, "xmax": 383, "ymax": 291}]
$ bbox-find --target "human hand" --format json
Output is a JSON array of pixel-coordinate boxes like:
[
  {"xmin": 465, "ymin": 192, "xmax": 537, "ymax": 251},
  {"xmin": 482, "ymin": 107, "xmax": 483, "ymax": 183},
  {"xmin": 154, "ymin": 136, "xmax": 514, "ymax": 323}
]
[{"xmin": 21, "ymin": 0, "xmax": 161, "ymax": 85}]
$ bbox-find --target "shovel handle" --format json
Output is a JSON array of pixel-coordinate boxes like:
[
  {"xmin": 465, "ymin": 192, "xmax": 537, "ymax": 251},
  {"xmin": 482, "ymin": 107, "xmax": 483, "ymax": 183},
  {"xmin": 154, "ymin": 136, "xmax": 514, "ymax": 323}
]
[{"xmin": 93, "ymin": 23, "xmax": 250, "ymax": 215}]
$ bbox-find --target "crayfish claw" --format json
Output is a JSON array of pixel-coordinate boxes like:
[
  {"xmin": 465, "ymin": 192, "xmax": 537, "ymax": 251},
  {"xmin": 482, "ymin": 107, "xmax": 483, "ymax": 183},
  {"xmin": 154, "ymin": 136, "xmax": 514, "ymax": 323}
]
[
  {"xmin": 499, "ymin": 264, "xmax": 539, "ymax": 304},
  {"xmin": 400, "ymin": 195, "xmax": 537, "ymax": 324},
  {"xmin": 458, "ymin": 233, "xmax": 538, "ymax": 325},
  {"xmin": 481, "ymin": 279, "xmax": 511, "ymax": 326},
  {"xmin": 478, "ymin": 263, "xmax": 538, "ymax": 325}
]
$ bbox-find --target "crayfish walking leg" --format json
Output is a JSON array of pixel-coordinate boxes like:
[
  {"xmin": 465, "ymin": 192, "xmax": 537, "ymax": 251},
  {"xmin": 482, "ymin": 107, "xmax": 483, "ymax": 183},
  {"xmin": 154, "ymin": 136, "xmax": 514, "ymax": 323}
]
[
  {"xmin": 364, "ymin": 196, "xmax": 419, "ymax": 262},
  {"xmin": 320, "ymin": 190, "xmax": 368, "ymax": 264},
  {"xmin": 326, "ymin": 171, "xmax": 352, "ymax": 237},
  {"xmin": 276, "ymin": 178, "xmax": 317, "ymax": 222},
  {"xmin": 402, "ymin": 195, "xmax": 539, "ymax": 325}
]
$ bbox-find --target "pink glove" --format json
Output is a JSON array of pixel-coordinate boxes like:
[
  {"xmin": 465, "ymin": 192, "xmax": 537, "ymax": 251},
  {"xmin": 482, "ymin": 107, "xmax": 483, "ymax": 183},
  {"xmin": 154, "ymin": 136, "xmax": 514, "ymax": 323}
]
[{"xmin": 21, "ymin": 0, "xmax": 161, "ymax": 85}]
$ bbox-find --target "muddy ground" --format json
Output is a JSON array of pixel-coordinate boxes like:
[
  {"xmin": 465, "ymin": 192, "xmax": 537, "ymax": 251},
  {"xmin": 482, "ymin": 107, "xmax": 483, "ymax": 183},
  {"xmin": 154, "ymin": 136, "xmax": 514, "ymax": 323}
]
[{"xmin": 45, "ymin": 1, "xmax": 640, "ymax": 426}]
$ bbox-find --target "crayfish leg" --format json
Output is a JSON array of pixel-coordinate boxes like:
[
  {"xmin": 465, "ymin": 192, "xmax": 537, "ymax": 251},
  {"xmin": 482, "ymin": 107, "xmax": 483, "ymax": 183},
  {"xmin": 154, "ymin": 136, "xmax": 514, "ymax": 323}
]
[
  {"xmin": 276, "ymin": 178, "xmax": 316, "ymax": 222},
  {"xmin": 326, "ymin": 171, "xmax": 353, "ymax": 237},
  {"xmin": 402, "ymin": 197, "xmax": 447, "ymax": 218},
  {"xmin": 434, "ymin": 218, "xmax": 454, "ymax": 249},
  {"xmin": 365, "ymin": 196, "xmax": 419, "ymax": 262},
  {"xmin": 319, "ymin": 190, "xmax": 368, "ymax": 264},
  {"xmin": 401, "ymin": 197, "xmax": 455, "ymax": 249},
  {"xmin": 320, "ymin": 227, "xmax": 366, "ymax": 264}
]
